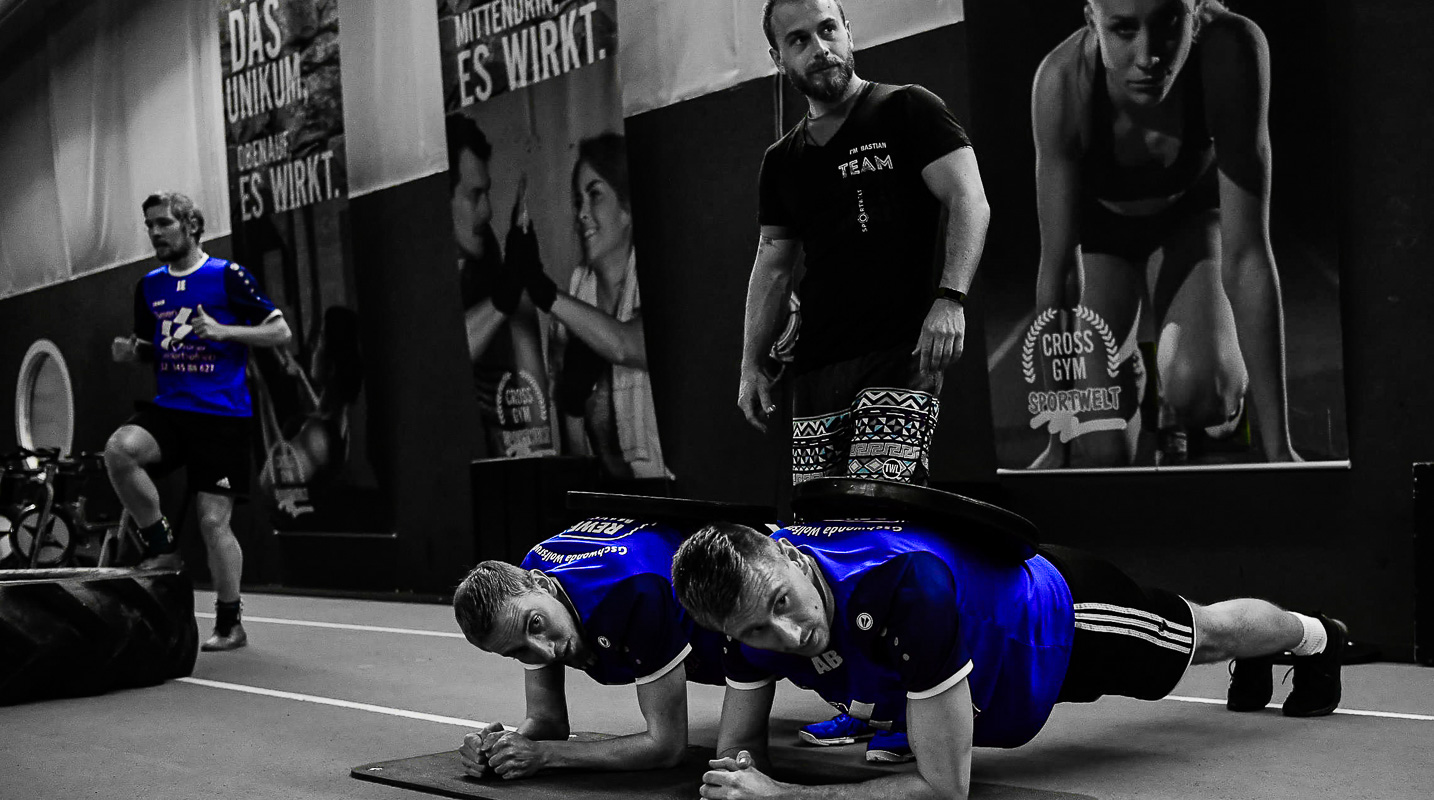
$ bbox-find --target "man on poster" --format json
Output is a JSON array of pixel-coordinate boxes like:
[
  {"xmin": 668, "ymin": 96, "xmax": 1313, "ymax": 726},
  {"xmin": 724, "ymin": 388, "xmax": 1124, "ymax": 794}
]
[
  {"xmin": 447, "ymin": 114, "xmax": 552, "ymax": 457},
  {"xmin": 734, "ymin": 0, "xmax": 990, "ymax": 757},
  {"xmin": 107, "ymin": 191, "xmax": 292, "ymax": 652}
]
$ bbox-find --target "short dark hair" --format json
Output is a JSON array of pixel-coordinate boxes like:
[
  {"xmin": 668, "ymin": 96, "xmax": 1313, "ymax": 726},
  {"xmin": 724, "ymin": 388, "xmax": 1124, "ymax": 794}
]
[
  {"xmin": 761, "ymin": 0, "xmax": 848, "ymax": 50},
  {"xmin": 142, "ymin": 191, "xmax": 205, "ymax": 239},
  {"xmin": 446, "ymin": 114, "xmax": 493, "ymax": 192},
  {"xmin": 453, "ymin": 561, "xmax": 541, "ymax": 645},
  {"xmin": 672, "ymin": 523, "xmax": 784, "ymax": 628},
  {"xmin": 572, "ymin": 132, "xmax": 630, "ymax": 211}
]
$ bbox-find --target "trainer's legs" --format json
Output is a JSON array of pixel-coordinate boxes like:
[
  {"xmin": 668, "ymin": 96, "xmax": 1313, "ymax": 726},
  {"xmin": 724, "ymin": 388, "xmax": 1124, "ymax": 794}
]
[
  {"xmin": 104, "ymin": 425, "xmax": 165, "ymax": 528},
  {"xmin": 1189, "ymin": 599, "xmax": 1303, "ymax": 664},
  {"xmin": 196, "ymin": 491, "xmax": 243, "ymax": 603},
  {"xmin": 1149, "ymin": 209, "xmax": 1247, "ymax": 432}
]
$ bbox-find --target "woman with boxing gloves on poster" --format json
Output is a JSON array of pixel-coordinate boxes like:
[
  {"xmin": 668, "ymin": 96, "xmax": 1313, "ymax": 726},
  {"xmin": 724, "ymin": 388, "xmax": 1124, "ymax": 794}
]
[{"xmin": 1028, "ymin": 0, "xmax": 1300, "ymax": 468}]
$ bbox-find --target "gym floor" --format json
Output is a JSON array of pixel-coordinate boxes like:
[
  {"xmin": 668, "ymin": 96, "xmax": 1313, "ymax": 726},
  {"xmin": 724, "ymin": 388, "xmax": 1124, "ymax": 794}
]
[{"xmin": 2, "ymin": 591, "xmax": 1429, "ymax": 800}]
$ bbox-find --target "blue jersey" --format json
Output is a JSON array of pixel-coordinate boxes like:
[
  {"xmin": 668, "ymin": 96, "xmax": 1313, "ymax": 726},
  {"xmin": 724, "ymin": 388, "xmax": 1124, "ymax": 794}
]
[
  {"xmin": 520, "ymin": 517, "xmax": 725, "ymax": 687},
  {"xmin": 724, "ymin": 522, "xmax": 1074, "ymax": 748},
  {"xmin": 133, "ymin": 258, "xmax": 279, "ymax": 417}
]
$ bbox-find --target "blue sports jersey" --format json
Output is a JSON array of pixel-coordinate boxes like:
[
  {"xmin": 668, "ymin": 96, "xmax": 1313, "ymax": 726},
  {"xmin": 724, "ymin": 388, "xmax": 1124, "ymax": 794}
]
[
  {"xmin": 134, "ymin": 258, "xmax": 279, "ymax": 417},
  {"xmin": 520, "ymin": 517, "xmax": 725, "ymax": 687},
  {"xmin": 724, "ymin": 521, "xmax": 1075, "ymax": 748}
]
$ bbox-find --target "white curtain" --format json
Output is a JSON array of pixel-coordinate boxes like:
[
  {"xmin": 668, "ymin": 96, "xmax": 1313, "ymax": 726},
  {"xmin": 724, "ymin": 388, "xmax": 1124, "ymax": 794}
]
[
  {"xmin": 0, "ymin": 0, "xmax": 961, "ymax": 300},
  {"xmin": 0, "ymin": 0, "xmax": 228, "ymax": 300}
]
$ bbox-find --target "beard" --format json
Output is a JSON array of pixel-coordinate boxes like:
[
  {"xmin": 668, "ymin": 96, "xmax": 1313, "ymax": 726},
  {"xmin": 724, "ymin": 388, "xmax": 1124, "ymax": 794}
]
[
  {"xmin": 785, "ymin": 51, "xmax": 856, "ymax": 103},
  {"xmin": 154, "ymin": 237, "xmax": 194, "ymax": 264}
]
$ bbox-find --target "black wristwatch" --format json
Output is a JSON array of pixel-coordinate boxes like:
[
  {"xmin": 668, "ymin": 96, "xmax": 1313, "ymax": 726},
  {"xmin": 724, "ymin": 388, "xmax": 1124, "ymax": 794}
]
[{"xmin": 935, "ymin": 287, "xmax": 967, "ymax": 306}]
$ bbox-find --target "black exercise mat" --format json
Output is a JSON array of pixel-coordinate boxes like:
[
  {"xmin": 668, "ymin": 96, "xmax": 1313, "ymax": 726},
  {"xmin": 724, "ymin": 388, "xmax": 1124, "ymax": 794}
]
[{"xmin": 351, "ymin": 746, "xmax": 1096, "ymax": 800}]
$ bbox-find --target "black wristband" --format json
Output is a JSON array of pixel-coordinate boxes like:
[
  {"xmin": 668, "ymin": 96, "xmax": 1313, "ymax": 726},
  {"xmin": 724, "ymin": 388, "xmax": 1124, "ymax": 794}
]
[{"xmin": 936, "ymin": 287, "xmax": 967, "ymax": 306}]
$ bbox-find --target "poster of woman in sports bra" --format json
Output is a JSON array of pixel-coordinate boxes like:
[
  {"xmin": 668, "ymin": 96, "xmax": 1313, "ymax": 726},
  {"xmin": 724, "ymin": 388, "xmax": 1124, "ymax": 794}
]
[{"xmin": 973, "ymin": 0, "xmax": 1348, "ymax": 471}]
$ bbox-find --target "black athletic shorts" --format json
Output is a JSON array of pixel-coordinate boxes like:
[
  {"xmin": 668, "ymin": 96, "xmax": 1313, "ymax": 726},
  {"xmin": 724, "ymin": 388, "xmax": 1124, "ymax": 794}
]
[
  {"xmin": 1042, "ymin": 545, "xmax": 1197, "ymax": 703},
  {"xmin": 126, "ymin": 403, "xmax": 253, "ymax": 496},
  {"xmin": 1078, "ymin": 166, "xmax": 1220, "ymax": 267}
]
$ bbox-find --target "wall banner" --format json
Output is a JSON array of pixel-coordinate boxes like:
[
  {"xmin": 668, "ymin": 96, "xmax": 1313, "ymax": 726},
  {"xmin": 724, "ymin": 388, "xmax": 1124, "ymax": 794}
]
[
  {"xmin": 221, "ymin": 0, "xmax": 348, "ymax": 222},
  {"xmin": 219, "ymin": 0, "xmax": 391, "ymax": 533},
  {"xmin": 976, "ymin": 0, "xmax": 1349, "ymax": 473},
  {"xmin": 437, "ymin": 0, "xmax": 670, "ymax": 481}
]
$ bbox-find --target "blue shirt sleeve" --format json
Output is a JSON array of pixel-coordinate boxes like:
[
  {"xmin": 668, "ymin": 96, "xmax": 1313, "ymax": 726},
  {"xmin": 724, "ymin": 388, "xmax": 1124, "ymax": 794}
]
[
  {"xmin": 849, "ymin": 552, "xmax": 970, "ymax": 698},
  {"xmin": 721, "ymin": 639, "xmax": 776, "ymax": 689},
  {"xmin": 588, "ymin": 574, "xmax": 692, "ymax": 684},
  {"xmin": 221, "ymin": 262, "xmax": 280, "ymax": 325}
]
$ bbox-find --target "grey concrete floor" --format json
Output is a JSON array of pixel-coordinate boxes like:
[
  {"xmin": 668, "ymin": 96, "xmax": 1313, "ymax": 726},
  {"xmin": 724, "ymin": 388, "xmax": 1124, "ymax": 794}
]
[{"xmin": 1, "ymin": 591, "xmax": 1430, "ymax": 800}]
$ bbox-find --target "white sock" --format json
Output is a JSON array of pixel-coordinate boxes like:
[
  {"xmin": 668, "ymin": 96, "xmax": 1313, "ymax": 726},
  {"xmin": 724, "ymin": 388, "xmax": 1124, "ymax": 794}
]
[{"xmin": 1289, "ymin": 613, "xmax": 1327, "ymax": 657}]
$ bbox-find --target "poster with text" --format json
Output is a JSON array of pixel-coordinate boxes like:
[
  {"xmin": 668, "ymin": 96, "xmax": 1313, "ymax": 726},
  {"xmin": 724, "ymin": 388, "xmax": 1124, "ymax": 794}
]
[
  {"xmin": 437, "ymin": 0, "xmax": 671, "ymax": 481},
  {"xmin": 220, "ymin": 0, "xmax": 391, "ymax": 532},
  {"xmin": 974, "ymin": 0, "xmax": 1348, "ymax": 472}
]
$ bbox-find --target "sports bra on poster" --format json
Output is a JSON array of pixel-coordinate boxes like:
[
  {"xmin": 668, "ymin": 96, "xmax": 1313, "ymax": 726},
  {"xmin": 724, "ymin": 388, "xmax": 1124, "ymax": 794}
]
[{"xmin": 1081, "ymin": 40, "xmax": 1216, "ymax": 203}]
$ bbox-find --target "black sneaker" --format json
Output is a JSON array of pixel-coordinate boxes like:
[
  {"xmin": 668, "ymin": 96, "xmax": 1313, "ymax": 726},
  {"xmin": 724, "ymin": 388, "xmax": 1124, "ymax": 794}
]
[
  {"xmin": 1226, "ymin": 655, "xmax": 1275, "ymax": 711},
  {"xmin": 202, "ymin": 622, "xmax": 248, "ymax": 652},
  {"xmin": 1282, "ymin": 615, "xmax": 1347, "ymax": 717}
]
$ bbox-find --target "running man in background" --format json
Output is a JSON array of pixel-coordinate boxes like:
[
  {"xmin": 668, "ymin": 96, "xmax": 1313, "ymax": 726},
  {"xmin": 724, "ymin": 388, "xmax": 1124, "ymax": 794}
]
[{"xmin": 107, "ymin": 191, "xmax": 291, "ymax": 652}]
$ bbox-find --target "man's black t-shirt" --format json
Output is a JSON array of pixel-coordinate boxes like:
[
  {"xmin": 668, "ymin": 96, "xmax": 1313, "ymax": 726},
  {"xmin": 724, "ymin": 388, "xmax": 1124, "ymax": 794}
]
[{"xmin": 759, "ymin": 82, "xmax": 972, "ymax": 373}]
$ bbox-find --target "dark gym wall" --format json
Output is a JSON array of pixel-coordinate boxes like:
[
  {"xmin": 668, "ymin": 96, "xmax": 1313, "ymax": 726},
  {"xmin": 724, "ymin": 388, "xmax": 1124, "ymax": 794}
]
[
  {"xmin": 2, "ymin": 5, "xmax": 1430, "ymax": 656},
  {"xmin": 631, "ymin": 23, "xmax": 993, "ymax": 511}
]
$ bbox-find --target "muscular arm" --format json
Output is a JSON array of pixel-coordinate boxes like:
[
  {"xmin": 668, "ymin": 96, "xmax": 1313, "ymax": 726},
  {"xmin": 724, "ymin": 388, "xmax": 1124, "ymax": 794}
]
[
  {"xmin": 706, "ymin": 681, "xmax": 974, "ymax": 800},
  {"xmin": 922, "ymin": 148, "xmax": 990, "ymax": 300},
  {"xmin": 465, "ymin": 299, "xmax": 507, "ymax": 361},
  {"xmin": 1032, "ymin": 40, "xmax": 1086, "ymax": 313},
  {"xmin": 517, "ymin": 663, "xmax": 571, "ymax": 740},
  {"xmin": 547, "ymin": 293, "xmax": 648, "ymax": 369},
  {"xmin": 714, "ymin": 681, "xmax": 775, "ymax": 768},
  {"xmin": 913, "ymin": 147, "xmax": 990, "ymax": 374},
  {"xmin": 1203, "ymin": 16, "xmax": 1298, "ymax": 461},
  {"xmin": 737, "ymin": 232, "xmax": 802, "ymax": 431},
  {"xmin": 213, "ymin": 312, "xmax": 293, "ymax": 348}
]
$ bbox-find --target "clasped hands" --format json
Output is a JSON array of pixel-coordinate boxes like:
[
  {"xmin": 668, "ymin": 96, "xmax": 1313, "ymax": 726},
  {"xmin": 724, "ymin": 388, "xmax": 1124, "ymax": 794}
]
[
  {"xmin": 701, "ymin": 749, "xmax": 786, "ymax": 800},
  {"xmin": 459, "ymin": 722, "xmax": 546, "ymax": 780}
]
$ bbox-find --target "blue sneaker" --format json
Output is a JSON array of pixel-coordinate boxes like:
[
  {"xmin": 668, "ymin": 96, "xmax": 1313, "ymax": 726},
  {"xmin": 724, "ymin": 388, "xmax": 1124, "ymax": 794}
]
[
  {"xmin": 865, "ymin": 730, "xmax": 914, "ymax": 763},
  {"xmin": 797, "ymin": 713, "xmax": 873, "ymax": 746}
]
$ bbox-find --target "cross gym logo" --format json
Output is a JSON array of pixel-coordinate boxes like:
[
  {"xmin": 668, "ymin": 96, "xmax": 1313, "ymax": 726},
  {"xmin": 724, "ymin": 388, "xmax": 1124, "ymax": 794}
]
[{"xmin": 1020, "ymin": 306, "xmax": 1127, "ymax": 443}]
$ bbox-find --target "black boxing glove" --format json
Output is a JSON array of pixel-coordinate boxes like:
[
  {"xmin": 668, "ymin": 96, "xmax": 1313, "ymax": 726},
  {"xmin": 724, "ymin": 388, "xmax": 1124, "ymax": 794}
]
[
  {"xmin": 490, "ymin": 264, "xmax": 524, "ymax": 315},
  {"xmin": 526, "ymin": 264, "xmax": 558, "ymax": 312}
]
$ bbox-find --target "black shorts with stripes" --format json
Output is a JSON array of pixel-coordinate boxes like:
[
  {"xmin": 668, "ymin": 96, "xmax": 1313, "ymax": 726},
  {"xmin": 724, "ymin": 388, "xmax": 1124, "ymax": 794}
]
[{"xmin": 1041, "ymin": 545, "xmax": 1197, "ymax": 703}]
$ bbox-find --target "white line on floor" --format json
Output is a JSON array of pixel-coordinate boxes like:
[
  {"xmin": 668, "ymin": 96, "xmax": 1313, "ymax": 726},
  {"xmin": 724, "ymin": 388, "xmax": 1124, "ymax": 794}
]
[
  {"xmin": 175, "ymin": 677, "xmax": 515, "ymax": 731},
  {"xmin": 1165, "ymin": 694, "xmax": 1434, "ymax": 721},
  {"xmin": 189, "ymin": 614, "xmax": 1434, "ymax": 724},
  {"xmin": 194, "ymin": 612, "xmax": 465, "ymax": 639}
]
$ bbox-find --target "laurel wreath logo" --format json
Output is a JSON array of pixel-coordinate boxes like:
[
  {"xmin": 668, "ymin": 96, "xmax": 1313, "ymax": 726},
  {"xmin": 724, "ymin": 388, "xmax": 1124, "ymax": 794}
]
[
  {"xmin": 1021, "ymin": 309, "xmax": 1058, "ymax": 384},
  {"xmin": 1020, "ymin": 306, "xmax": 1120, "ymax": 383},
  {"xmin": 1071, "ymin": 305, "xmax": 1121, "ymax": 378}
]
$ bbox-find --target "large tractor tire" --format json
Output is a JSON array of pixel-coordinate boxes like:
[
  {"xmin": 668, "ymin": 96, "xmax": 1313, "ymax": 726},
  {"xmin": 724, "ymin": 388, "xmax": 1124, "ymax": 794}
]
[{"xmin": 0, "ymin": 567, "xmax": 198, "ymax": 705}]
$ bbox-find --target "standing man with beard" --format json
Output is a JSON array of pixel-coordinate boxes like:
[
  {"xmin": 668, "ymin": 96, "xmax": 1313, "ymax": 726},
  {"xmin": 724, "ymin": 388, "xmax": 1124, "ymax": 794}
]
[
  {"xmin": 107, "ymin": 191, "xmax": 292, "ymax": 652},
  {"xmin": 734, "ymin": 0, "xmax": 991, "ymax": 760}
]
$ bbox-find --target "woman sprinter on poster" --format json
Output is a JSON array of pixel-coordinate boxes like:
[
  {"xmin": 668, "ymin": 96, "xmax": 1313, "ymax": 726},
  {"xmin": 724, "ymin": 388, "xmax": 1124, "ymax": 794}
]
[{"xmin": 1028, "ymin": 0, "xmax": 1300, "ymax": 468}]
